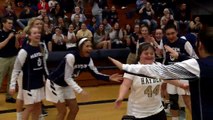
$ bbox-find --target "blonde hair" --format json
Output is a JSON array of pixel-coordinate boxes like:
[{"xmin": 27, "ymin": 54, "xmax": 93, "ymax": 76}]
[{"xmin": 25, "ymin": 17, "xmax": 44, "ymax": 35}]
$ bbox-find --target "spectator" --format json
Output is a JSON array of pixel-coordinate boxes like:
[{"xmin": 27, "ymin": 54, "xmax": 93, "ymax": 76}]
[
  {"xmin": 49, "ymin": 27, "xmax": 67, "ymax": 51},
  {"xmin": 154, "ymin": 28, "xmax": 164, "ymax": 63},
  {"xmin": 108, "ymin": 22, "xmax": 125, "ymax": 48},
  {"xmin": 43, "ymin": 23, "xmax": 53, "ymax": 51},
  {"xmin": 2, "ymin": 4, "xmax": 17, "ymax": 27},
  {"xmin": 16, "ymin": 5, "xmax": 35, "ymax": 29},
  {"xmin": 55, "ymin": 17, "xmax": 69, "ymax": 35},
  {"xmin": 70, "ymin": 6, "xmax": 87, "ymax": 23},
  {"xmin": 66, "ymin": 24, "xmax": 77, "ymax": 50},
  {"xmin": 102, "ymin": 18, "xmax": 112, "ymax": 35},
  {"xmin": 174, "ymin": 3, "xmax": 191, "ymax": 34},
  {"xmin": 76, "ymin": 23, "xmax": 93, "ymax": 41},
  {"xmin": 93, "ymin": 24, "xmax": 111, "ymax": 49},
  {"xmin": 189, "ymin": 16, "xmax": 203, "ymax": 35},
  {"xmin": 91, "ymin": 0, "xmax": 103, "ymax": 26},
  {"xmin": 126, "ymin": 24, "xmax": 141, "ymax": 64},
  {"xmin": 160, "ymin": 8, "xmax": 174, "ymax": 29},
  {"xmin": 87, "ymin": 16, "xmax": 98, "ymax": 34},
  {"xmin": 48, "ymin": 0, "xmax": 58, "ymax": 12},
  {"xmin": 50, "ymin": 3, "xmax": 65, "ymax": 22},
  {"xmin": 139, "ymin": 2, "xmax": 157, "ymax": 31},
  {"xmin": 0, "ymin": 17, "xmax": 19, "ymax": 103},
  {"xmin": 108, "ymin": 5, "xmax": 119, "ymax": 25},
  {"xmin": 72, "ymin": 14, "xmax": 82, "ymax": 33},
  {"xmin": 37, "ymin": 0, "xmax": 49, "ymax": 14}
]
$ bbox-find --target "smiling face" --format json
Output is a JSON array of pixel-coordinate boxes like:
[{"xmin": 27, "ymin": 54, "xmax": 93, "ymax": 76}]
[
  {"xmin": 28, "ymin": 27, "xmax": 41, "ymax": 45},
  {"xmin": 139, "ymin": 47, "xmax": 155, "ymax": 64},
  {"xmin": 141, "ymin": 26, "xmax": 149, "ymax": 37},
  {"xmin": 79, "ymin": 40, "xmax": 93, "ymax": 57},
  {"xmin": 155, "ymin": 29, "xmax": 163, "ymax": 41},
  {"xmin": 137, "ymin": 43, "xmax": 155, "ymax": 64}
]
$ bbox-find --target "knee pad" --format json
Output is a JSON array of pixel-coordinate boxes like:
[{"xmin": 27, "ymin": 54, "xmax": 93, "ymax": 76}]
[{"xmin": 169, "ymin": 94, "xmax": 179, "ymax": 110}]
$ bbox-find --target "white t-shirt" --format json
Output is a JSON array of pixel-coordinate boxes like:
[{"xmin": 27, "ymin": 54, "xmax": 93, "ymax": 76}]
[{"xmin": 124, "ymin": 62, "xmax": 164, "ymax": 118}]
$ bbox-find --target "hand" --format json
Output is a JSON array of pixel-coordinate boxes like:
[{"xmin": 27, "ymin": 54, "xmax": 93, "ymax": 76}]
[
  {"xmin": 108, "ymin": 57, "xmax": 123, "ymax": 70},
  {"xmin": 179, "ymin": 81, "xmax": 189, "ymax": 90},
  {"xmin": 114, "ymin": 98, "xmax": 123, "ymax": 108},
  {"xmin": 164, "ymin": 45, "xmax": 179, "ymax": 59},
  {"xmin": 109, "ymin": 73, "xmax": 123, "ymax": 82},
  {"xmin": 9, "ymin": 88, "xmax": 16, "ymax": 95},
  {"xmin": 8, "ymin": 32, "xmax": 15, "ymax": 39},
  {"xmin": 80, "ymin": 90, "xmax": 89, "ymax": 100}
]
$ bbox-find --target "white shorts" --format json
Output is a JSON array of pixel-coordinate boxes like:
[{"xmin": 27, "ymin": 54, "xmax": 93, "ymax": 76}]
[
  {"xmin": 23, "ymin": 87, "xmax": 45, "ymax": 105},
  {"xmin": 167, "ymin": 80, "xmax": 190, "ymax": 95},
  {"xmin": 45, "ymin": 79, "xmax": 76, "ymax": 103}
]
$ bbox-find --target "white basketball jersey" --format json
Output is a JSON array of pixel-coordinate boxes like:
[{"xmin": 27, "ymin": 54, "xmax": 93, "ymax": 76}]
[{"xmin": 124, "ymin": 63, "xmax": 164, "ymax": 118}]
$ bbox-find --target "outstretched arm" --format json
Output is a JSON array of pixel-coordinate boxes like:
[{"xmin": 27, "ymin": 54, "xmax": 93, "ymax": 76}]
[
  {"xmin": 109, "ymin": 57, "xmax": 199, "ymax": 80},
  {"xmin": 108, "ymin": 57, "xmax": 123, "ymax": 70},
  {"xmin": 164, "ymin": 80, "xmax": 189, "ymax": 90},
  {"xmin": 109, "ymin": 73, "xmax": 123, "ymax": 82}
]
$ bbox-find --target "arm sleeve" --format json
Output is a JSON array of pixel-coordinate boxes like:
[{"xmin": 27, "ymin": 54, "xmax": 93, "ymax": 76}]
[
  {"xmin": 64, "ymin": 54, "xmax": 83, "ymax": 93},
  {"xmin": 184, "ymin": 41, "xmax": 198, "ymax": 59},
  {"xmin": 10, "ymin": 49, "xmax": 27, "ymax": 89},
  {"xmin": 122, "ymin": 59, "xmax": 200, "ymax": 80},
  {"xmin": 88, "ymin": 58, "xmax": 110, "ymax": 81},
  {"xmin": 123, "ymin": 73, "xmax": 135, "ymax": 81}
]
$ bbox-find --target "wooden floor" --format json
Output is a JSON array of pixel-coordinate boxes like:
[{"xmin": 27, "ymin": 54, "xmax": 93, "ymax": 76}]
[
  {"xmin": 0, "ymin": 85, "xmax": 177, "ymax": 120},
  {"xmin": 0, "ymin": 85, "xmax": 125, "ymax": 120}
]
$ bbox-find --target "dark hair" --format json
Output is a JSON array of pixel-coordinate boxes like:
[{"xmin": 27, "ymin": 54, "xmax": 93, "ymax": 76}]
[
  {"xmin": 164, "ymin": 20, "xmax": 177, "ymax": 32},
  {"xmin": 1, "ymin": 17, "xmax": 13, "ymax": 23},
  {"xmin": 76, "ymin": 38, "xmax": 90, "ymax": 51},
  {"xmin": 136, "ymin": 42, "xmax": 155, "ymax": 61},
  {"xmin": 197, "ymin": 26, "xmax": 213, "ymax": 54},
  {"xmin": 141, "ymin": 24, "xmax": 151, "ymax": 34}
]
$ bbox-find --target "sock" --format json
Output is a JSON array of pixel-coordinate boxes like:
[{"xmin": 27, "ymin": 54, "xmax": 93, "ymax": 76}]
[
  {"xmin": 172, "ymin": 117, "xmax": 179, "ymax": 120},
  {"xmin": 39, "ymin": 115, "xmax": 45, "ymax": 120},
  {"xmin": 17, "ymin": 112, "xmax": 23, "ymax": 120}
]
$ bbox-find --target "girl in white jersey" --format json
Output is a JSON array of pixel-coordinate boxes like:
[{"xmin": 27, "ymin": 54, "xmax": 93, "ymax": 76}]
[{"xmin": 115, "ymin": 42, "xmax": 187, "ymax": 120}]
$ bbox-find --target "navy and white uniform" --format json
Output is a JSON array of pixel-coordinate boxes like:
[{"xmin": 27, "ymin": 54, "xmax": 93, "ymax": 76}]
[
  {"xmin": 10, "ymin": 44, "xmax": 48, "ymax": 105},
  {"xmin": 125, "ymin": 62, "xmax": 165, "ymax": 119},
  {"xmin": 122, "ymin": 56, "xmax": 213, "ymax": 120},
  {"xmin": 163, "ymin": 37, "xmax": 197, "ymax": 95},
  {"xmin": 46, "ymin": 50, "xmax": 110, "ymax": 103}
]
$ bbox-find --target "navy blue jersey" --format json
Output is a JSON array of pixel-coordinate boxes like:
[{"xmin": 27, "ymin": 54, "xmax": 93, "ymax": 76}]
[
  {"xmin": 21, "ymin": 44, "xmax": 47, "ymax": 90},
  {"xmin": 48, "ymin": 50, "xmax": 110, "ymax": 87},
  {"xmin": 163, "ymin": 37, "xmax": 196, "ymax": 64},
  {"xmin": 0, "ymin": 29, "xmax": 18, "ymax": 57},
  {"xmin": 189, "ymin": 56, "xmax": 213, "ymax": 120},
  {"xmin": 10, "ymin": 43, "xmax": 47, "ymax": 90}
]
